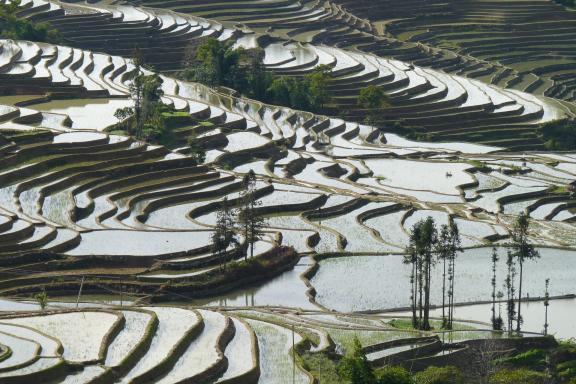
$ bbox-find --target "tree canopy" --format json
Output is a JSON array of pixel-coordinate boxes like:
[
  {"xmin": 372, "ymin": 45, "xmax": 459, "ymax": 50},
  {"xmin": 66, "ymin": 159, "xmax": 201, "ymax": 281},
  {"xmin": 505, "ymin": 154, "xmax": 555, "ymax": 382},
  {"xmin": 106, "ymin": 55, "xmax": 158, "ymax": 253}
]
[{"xmin": 0, "ymin": 0, "xmax": 61, "ymax": 43}]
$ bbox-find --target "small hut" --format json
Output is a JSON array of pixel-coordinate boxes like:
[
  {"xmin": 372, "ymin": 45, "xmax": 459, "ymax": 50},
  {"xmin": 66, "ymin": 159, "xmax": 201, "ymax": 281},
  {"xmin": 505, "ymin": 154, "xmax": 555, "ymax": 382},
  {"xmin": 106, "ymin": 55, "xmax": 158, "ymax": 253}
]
[{"xmin": 569, "ymin": 181, "xmax": 576, "ymax": 193}]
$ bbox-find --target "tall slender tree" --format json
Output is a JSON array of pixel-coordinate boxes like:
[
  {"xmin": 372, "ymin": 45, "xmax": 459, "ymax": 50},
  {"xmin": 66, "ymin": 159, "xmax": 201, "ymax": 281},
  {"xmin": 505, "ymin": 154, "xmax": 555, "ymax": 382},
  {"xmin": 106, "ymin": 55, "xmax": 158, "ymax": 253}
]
[
  {"xmin": 490, "ymin": 247, "xmax": 501, "ymax": 330},
  {"xmin": 435, "ymin": 224, "xmax": 451, "ymax": 328},
  {"xmin": 211, "ymin": 198, "xmax": 238, "ymax": 271},
  {"xmin": 421, "ymin": 217, "xmax": 437, "ymax": 331},
  {"xmin": 239, "ymin": 170, "xmax": 266, "ymax": 260},
  {"xmin": 511, "ymin": 213, "xmax": 540, "ymax": 333},
  {"xmin": 446, "ymin": 220, "xmax": 461, "ymax": 330},
  {"xmin": 544, "ymin": 278, "xmax": 550, "ymax": 336},
  {"xmin": 404, "ymin": 227, "xmax": 420, "ymax": 329},
  {"xmin": 505, "ymin": 249, "xmax": 516, "ymax": 333},
  {"xmin": 405, "ymin": 216, "xmax": 437, "ymax": 330}
]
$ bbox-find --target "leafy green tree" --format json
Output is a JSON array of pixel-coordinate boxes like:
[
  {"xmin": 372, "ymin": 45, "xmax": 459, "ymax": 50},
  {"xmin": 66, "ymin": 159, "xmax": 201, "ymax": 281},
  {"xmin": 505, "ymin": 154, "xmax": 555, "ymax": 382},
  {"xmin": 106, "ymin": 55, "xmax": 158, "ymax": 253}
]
[
  {"xmin": 405, "ymin": 216, "xmax": 438, "ymax": 330},
  {"xmin": 114, "ymin": 50, "xmax": 165, "ymax": 140},
  {"xmin": 510, "ymin": 213, "xmax": 540, "ymax": 333},
  {"xmin": 413, "ymin": 366, "xmax": 463, "ymax": 384},
  {"xmin": 244, "ymin": 48, "xmax": 272, "ymax": 100},
  {"xmin": 211, "ymin": 197, "xmax": 238, "ymax": 271},
  {"xmin": 446, "ymin": 221, "xmax": 461, "ymax": 330},
  {"xmin": 187, "ymin": 135, "xmax": 206, "ymax": 165},
  {"xmin": 306, "ymin": 64, "xmax": 332, "ymax": 111},
  {"xmin": 377, "ymin": 366, "xmax": 412, "ymax": 384},
  {"xmin": 268, "ymin": 75, "xmax": 311, "ymax": 111},
  {"xmin": 504, "ymin": 249, "xmax": 517, "ymax": 332},
  {"xmin": 238, "ymin": 170, "xmax": 266, "ymax": 260},
  {"xmin": 435, "ymin": 224, "xmax": 451, "ymax": 328},
  {"xmin": 358, "ymin": 85, "xmax": 390, "ymax": 126},
  {"xmin": 0, "ymin": 0, "xmax": 61, "ymax": 43},
  {"xmin": 404, "ymin": 231, "xmax": 420, "ymax": 329},
  {"xmin": 180, "ymin": 38, "xmax": 246, "ymax": 89},
  {"xmin": 337, "ymin": 337, "xmax": 377, "ymax": 384}
]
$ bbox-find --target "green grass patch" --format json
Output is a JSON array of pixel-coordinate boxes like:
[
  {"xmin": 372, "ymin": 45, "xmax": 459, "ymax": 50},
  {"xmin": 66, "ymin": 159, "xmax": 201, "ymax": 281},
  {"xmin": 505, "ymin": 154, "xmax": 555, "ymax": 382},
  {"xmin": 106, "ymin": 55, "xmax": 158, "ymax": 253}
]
[{"xmin": 301, "ymin": 352, "xmax": 340, "ymax": 384}]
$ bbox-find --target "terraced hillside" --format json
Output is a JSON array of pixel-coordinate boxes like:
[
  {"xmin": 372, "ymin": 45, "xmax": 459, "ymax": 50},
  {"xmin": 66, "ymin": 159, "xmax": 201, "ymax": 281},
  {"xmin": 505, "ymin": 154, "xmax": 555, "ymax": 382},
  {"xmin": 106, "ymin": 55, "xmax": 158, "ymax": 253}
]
[
  {"xmin": 0, "ymin": 36, "xmax": 575, "ymax": 298},
  {"xmin": 11, "ymin": 0, "xmax": 575, "ymax": 148},
  {"xmin": 0, "ymin": 0, "xmax": 575, "ymax": 381},
  {"xmin": 0, "ymin": 301, "xmax": 555, "ymax": 383},
  {"xmin": 334, "ymin": 0, "xmax": 576, "ymax": 102}
]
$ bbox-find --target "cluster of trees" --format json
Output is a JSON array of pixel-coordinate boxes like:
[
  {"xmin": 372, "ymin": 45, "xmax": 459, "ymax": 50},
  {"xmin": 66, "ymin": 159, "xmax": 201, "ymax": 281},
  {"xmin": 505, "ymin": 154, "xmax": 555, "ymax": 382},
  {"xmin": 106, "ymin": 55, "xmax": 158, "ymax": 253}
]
[
  {"xmin": 334, "ymin": 337, "xmax": 576, "ymax": 384},
  {"xmin": 211, "ymin": 170, "xmax": 267, "ymax": 269},
  {"xmin": 358, "ymin": 85, "xmax": 391, "ymax": 126},
  {"xmin": 180, "ymin": 38, "xmax": 392, "ymax": 118},
  {"xmin": 114, "ymin": 50, "xmax": 206, "ymax": 162},
  {"xmin": 0, "ymin": 0, "xmax": 61, "ymax": 43},
  {"xmin": 404, "ymin": 212, "xmax": 541, "ymax": 334},
  {"xmin": 114, "ymin": 50, "xmax": 166, "ymax": 141},
  {"xmin": 404, "ymin": 217, "xmax": 461, "ymax": 330},
  {"xmin": 540, "ymin": 118, "xmax": 576, "ymax": 150},
  {"xmin": 180, "ymin": 38, "xmax": 335, "ymax": 113},
  {"xmin": 337, "ymin": 337, "xmax": 463, "ymax": 384}
]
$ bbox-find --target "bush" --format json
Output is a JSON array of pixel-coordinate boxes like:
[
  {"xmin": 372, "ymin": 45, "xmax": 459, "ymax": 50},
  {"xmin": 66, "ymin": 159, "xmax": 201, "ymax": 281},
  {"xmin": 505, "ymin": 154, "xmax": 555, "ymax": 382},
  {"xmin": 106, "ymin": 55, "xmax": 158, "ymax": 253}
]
[
  {"xmin": 540, "ymin": 118, "xmax": 576, "ymax": 150},
  {"xmin": 503, "ymin": 349, "xmax": 547, "ymax": 367},
  {"xmin": 377, "ymin": 366, "xmax": 412, "ymax": 384},
  {"xmin": 490, "ymin": 368, "xmax": 547, "ymax": 384},
  {"xmin": 413, "ymin": 366, "xmax": 463, "ymax": 384}
]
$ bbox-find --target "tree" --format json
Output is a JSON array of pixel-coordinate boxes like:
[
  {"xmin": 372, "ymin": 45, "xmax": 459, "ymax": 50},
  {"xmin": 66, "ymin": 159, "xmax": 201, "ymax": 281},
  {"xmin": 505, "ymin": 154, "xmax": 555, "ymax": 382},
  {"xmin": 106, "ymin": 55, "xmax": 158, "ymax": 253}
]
[
  {"xmin": 377, "ymin": 366, "xmax": 412, "ymax": 384},
  {"xmin": 405, "ymin": 216, "xmax": 438, "ymax": 330},
  {"xmin": 0, "ymin": 0, "xmax": 61, "ymax": 43},
  {"xmin": 307, "ymin": 64, "xmax": 332, "ymax": 112},
  {"xmin": 446, "ymin": 220, "xmax": 461, "ymax": 330},
  {"xmin": 180, "ymin": 38, "xmax": 246, "ymax": 89},
  {"xmin": 544, "ymin": 278, "xmax": 550, "ymax": 336},
  {"xmin": 188, "ymin": 135, "xmax": 206, "ymax": 165},
  {"xmin": 413, "ymin": 366, "xmax": 463, "ymax": 384},
  {"xmin": 491, "ymin": 247, "xmax": 503, "ymax": 330},
  {"xmin": 211, "ymin": 197, "xmax": 238, "ymax": 271},
  {"xmin": 504, "ymin": 249, "xmax": 517, "ymax": 333},
  {"xmin": 337, "ymin": 337, "xmax": 377, "ymax": 384},
  {"xmin": 404, "ymin": 232, "xmax": 419, "ymax": 329},
  {"xmin": 34, "ymin": 289, "xmax": 48, "ymax": 310},
  {"xmin": 115, "ymin": 49, "xmax": 165, "ymax": 140},
  {"xmin": 435, "ymin": 224, "xmax": 451, "ymax": 328},
  {"xmin": 421, "ymin": 217, "xmax": 437, "ymax": 331},
  {"xmin": 238, "ymin": 170, "xmax": 266, "ymax": 260},
  {"xmin": 244, "ymin": 48, "xmax": 272, "ymax": 100},
  {"xmin": 268, "ymin": 75, "xmax": 311, "ymax": 111},
  {"xmin": 358, "ymin": 85, "xmax": 390, "ymax": 126},
  {"xmin": 510, "ymin": 213, "xmax": 540, "ymax": 333}
]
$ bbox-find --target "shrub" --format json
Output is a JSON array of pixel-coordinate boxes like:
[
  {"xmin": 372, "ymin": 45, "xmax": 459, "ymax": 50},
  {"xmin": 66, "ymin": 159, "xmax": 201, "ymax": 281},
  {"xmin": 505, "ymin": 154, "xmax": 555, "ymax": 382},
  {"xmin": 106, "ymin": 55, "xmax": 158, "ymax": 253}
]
[
  {"xmin": 413, "ymin": 366, "xmax": 463, "ymax": 384},
  {"xmin": 34, "ymin": 289, "xmax": 48, "ymax": 310},
  {"xmin": 502, "ymin": 349, "xmax": 547, "ymax": 367},
  {"xmin": 490, "ymin": 368, "xmax": 547, "ymax": 384},
  {"xmin": 540, "ymin": 118, "xmax": 576, "ymax": 150},
  {"xmin": 337, "ymin": 337, "xmax": 377, "ymax": 384},
  {"xmin": 377, "ymin": 366, "xmax": 412, "ymax": 384}
]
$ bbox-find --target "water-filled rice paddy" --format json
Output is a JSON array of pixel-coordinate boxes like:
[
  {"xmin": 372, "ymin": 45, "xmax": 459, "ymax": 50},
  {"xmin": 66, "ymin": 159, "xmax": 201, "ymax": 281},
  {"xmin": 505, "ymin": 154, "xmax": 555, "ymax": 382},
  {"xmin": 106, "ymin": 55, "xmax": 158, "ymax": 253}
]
[{"xmin": 312, "ymin": 248, "xmax": 576, "ymax": 312}]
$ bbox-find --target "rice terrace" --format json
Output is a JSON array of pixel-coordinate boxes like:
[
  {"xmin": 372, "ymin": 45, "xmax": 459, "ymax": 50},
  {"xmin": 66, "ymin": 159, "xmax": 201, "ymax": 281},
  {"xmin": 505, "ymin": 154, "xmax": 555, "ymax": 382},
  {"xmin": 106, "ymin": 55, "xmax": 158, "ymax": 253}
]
[{"xmin": 1, "ymin": 0, "xmax": 576, "ymax": 382}]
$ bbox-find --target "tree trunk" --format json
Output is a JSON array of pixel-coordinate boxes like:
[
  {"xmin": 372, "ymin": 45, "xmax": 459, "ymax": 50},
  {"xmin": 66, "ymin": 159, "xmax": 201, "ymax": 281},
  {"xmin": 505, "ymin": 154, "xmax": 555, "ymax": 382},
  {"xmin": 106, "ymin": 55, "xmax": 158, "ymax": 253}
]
[
  {"xmin": 412, "ymin": 262, "xmax": 417, "ymax": 327},
  {"xmin": 442, "ymin": 257, "xmax": 446, "ymax": 324},
  {"xmin": 516, "ymin": 261, "xmax": 523, "ymax": 333},
  {"xmin": 423, "ymin": 258, "xmax": 431, "ymax": 330},
  {"xmin": 449, "ymin": 258, "xmax": 456, "ymax": 329}
]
